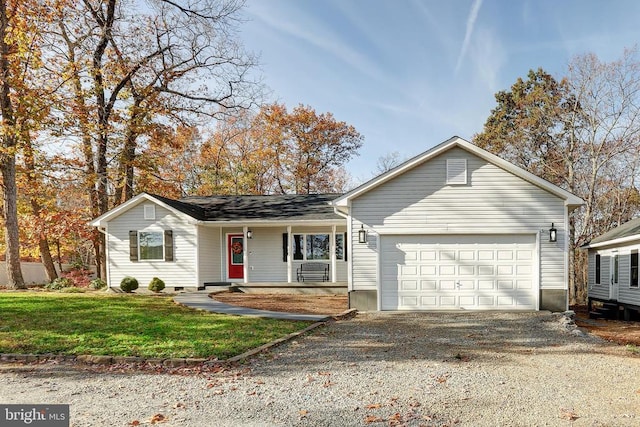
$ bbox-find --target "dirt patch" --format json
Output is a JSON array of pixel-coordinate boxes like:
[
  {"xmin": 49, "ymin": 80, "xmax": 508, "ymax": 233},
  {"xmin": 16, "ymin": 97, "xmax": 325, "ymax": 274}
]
[
  {"xmin": 210, "ymin": 295, "xmax": 640, "ymax": 346},
  {"xmin": 211, "ymin": 292, "xmax": 348, "ymax": 315},
  {"xmin": 572, "ymin": 305, "xmax": 640, "ymax": 346}
]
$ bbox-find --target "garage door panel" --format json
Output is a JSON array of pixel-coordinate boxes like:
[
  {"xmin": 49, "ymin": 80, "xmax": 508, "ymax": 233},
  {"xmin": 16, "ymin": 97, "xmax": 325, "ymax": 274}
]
[
  {"xmin": 400, "ymin": 265, "xmax": 418, "ymax": 276},
  {"xmin": 420, "ymin": 265, "xmax": 436, "ymax": 275},
  {"xmin": 400, "ymin": 280, "xmax": 417, "ymax": 290},
  {"xmin": 459, "ymin": 295, "xmax": 475, "ymax": 306},
  {"xmin": 440, "ymin": 250, "xmax": 456, "ymax": 260},
  {"xmin": 517, "ymin": 279, "xmax": 532, "ymax": 289},
  {"xmin": 478, "ymin": 280, "xmax": 494, "ymax": 289},
  {"xmin": 381, "ymin": 234, "xmax": 537, "ymax": 311},
  {"xmin": 440, "ymin": 280, "xmax": 456, "ymax": 290},
  {"xmin": 497, "ymin": 265, "xmax": 514, "ymax": 275},
  {"xmin": 439, "ymin": 265, "xmax": 455, "ymax": 275},
  {"xmin": 439, "ymin": 295, "xmax": 456, "ymax": 307},
  {"xmin": 459, "ymin": 265, "xmax": 475, "ymax": 275},
  {"xmin": 421, "ymin": 280, "xmax": 436, "ymax": 290},
  {"xmin": 420, "ymin": 296, "xmax": 437, "ymax": 307},
  {"xmin": 478, "ymin": 265, "xmax": 494, "ymax": 275},
  {"xmin": 420, "ymin": 250, "xmax": 437, "ymax": 260},
  {"xmin": 459, "ymin": 250, "xmax": 475, "ymax": 260}
]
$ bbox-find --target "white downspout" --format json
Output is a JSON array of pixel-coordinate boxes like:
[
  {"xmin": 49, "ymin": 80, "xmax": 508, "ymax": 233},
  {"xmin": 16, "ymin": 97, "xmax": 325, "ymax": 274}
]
[
  {"xmin": 331, "ymin": 224, "xmax": 337, "ymax": 282},
  {"xmin": 287, "ymin": 225, "xmax": 293, "ymax": 283},
  {"xmin": 242, "ymin": 226, "xmax": 249, "ymax": 284},
  {"xmin": 95, "ymin": 226, "xmax": 110, "ymax": 289}
]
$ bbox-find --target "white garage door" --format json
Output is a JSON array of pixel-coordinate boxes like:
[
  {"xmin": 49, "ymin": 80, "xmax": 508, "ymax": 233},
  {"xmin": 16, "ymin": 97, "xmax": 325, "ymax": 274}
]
[{"xmin": 380, "ymin": 235, "xmax": 537, "ymax": 310}]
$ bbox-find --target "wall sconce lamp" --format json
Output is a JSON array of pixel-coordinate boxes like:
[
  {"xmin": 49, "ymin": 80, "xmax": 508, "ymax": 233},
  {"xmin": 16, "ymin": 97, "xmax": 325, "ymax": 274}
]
[
  {"xmin": 549, "ymin": 223, "xmax": 557, "ymax": 243},
  {"xmin": 358, "ymin": 225, "xmax": 367, "ymax": 244},
  {"xmin": 246, "ymin": 229, "xmax": 253, "ymax": 239}
]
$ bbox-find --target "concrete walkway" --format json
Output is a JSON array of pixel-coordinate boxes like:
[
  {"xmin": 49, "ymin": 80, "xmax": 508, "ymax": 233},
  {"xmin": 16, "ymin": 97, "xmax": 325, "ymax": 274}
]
[{"xmin": 173, "ymin": 291, "xmax": 331, "ymax": 322}]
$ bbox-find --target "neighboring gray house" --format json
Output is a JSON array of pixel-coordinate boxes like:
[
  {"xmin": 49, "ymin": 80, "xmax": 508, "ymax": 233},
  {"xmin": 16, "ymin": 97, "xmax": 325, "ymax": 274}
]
[
  {"xmin": 91, "ymin": 136, "xmax": 584, "ymax": 312},
  {"xmin": 90, "ymin": 194, "xmax": 349, "ymax": 290},
  {"xmin": 332, "ymin": 136, "xmax": 583, "ymax": 312},
  {"xmin": 582, "ymin": 218, "xmax": 640, "ymax": 318}
]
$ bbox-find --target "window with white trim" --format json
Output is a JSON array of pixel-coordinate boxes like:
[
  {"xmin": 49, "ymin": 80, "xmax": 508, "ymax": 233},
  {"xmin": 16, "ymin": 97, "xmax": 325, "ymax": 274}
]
[
  {"xmin": 139, "ymin": 231, "xmax": 163, "ymax": 260},
  {"xmin": 129, "ymin": 230, "xmax": 174, "ymax": 262},
  {"xmin": 595, "ymin": 254, "xmax": 601, "ymax": 284},
  {"xmin": 446, "ymin": 158, "xmax": 467, "ymax": 184},
  {"xmin": 631, "ymin": 251, "xmax": 638, "ymax": 288},
  {"xmin": 291, "ymin": 233, "xmax": 345, "ymax": 261}
]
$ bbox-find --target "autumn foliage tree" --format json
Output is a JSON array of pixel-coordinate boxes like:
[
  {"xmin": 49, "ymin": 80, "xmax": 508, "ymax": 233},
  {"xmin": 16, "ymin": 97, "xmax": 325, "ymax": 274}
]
[
  {"xmin": 195, "ymin": 103, "xmax": 363, "ymax": 195},
  {"xmin": 474, "ymin": 49, "xmax": 640, "ymax": 304}
]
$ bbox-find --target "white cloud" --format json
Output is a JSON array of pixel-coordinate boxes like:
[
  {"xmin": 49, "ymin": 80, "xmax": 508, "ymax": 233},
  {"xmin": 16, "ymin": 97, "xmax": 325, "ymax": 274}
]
[{"xmin": 455, "ymin": 0, "xmax": 483, "ymax": 74}]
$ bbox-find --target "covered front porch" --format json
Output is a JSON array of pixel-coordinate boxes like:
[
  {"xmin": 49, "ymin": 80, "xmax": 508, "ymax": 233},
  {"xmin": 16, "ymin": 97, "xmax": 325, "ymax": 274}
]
[{"xmin": 197, "ymin": 221, "xmax": 349, "ymax": 287}]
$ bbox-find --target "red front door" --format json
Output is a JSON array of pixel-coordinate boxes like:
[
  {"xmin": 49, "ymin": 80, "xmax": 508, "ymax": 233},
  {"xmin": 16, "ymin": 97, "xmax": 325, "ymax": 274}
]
[{"xmin": 227, "ymin": 234, "xmax": 244, "ymax": 279}]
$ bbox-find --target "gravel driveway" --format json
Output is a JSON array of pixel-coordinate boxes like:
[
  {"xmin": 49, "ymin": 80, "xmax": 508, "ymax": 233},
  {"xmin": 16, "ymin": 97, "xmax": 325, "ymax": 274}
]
[{"xmin": 1, "ymin": 311, "xmax": 639, "ymax": 426}]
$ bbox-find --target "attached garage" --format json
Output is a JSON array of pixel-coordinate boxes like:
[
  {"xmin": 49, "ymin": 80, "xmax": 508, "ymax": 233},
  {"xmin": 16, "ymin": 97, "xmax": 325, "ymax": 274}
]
[
  {"xmin": 332, "ymin": 137, "xmax": 584, "ymax": 312},
  {"xmin": 380, "ymin": 235, "xmax": 537, "ymax": 310}
]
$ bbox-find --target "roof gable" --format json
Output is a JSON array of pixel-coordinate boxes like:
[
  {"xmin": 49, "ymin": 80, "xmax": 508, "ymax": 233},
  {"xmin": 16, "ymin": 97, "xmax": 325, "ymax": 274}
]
[{"xmin": 333, "ymin": 136, "xmax": 584, "ymax": 208}]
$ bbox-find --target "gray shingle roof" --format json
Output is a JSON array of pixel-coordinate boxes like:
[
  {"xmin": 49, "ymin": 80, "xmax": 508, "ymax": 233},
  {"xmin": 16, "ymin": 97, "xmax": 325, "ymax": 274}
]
[
  {"xmin": 589, "ymin": 217, "xmax": 640, "ymax": 245},
  {"xmin": 149, "ymin": 193, "xmax": 343, "ymax": 222}
]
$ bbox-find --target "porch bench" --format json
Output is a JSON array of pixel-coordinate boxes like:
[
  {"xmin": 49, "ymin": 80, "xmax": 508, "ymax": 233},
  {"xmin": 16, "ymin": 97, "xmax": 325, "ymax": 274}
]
[{"xmin": 296, "ymin": 263, "xmax": 329, "ymax": 282}]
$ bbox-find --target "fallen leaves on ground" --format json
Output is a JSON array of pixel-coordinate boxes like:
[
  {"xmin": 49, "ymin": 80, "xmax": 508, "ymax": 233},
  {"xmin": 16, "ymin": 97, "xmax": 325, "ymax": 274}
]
[
  {"xmin": 560, "ymin": 408, "xmax": 579, "ymax": 421},
  {"xmin": 150, "ymin": 413, "xmax": 166, "ymax": 424}
]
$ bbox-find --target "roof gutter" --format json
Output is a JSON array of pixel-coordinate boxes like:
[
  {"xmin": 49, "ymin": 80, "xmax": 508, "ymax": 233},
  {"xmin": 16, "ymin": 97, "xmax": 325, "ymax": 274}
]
[{"xmin": 581, "ymin": 234, "xmax": 640, "ymax": 249}]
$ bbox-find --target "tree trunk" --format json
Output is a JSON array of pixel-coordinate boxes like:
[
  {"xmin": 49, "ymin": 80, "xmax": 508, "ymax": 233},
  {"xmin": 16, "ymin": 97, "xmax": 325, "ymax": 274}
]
[
  {"xmin": 0, "ymin": 0, "xmax": 25, "ymax": 289},
  {"xmin": 1, "ymin": 156, "xmax": 25, "ymax": 289}
]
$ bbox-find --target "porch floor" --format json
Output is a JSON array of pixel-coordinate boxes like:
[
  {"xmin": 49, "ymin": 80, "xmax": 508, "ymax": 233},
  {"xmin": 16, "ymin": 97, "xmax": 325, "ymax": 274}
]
[{"xmin": 203, "ymin": 282, "xmax": 348, "ymax": 295}]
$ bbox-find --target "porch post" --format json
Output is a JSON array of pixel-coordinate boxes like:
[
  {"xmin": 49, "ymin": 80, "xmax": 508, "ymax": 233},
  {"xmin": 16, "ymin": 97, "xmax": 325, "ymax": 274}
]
[
  {"xmin": 287, "ymin": 226, "xmax": 293, "ymax": 283},
  {"xmin": 242, "ymin": 226, "xmax": 249, "ymax": 283},
  {"xmin": 331, "ymin": 225, "xmax": 337, "ymax": 282}
]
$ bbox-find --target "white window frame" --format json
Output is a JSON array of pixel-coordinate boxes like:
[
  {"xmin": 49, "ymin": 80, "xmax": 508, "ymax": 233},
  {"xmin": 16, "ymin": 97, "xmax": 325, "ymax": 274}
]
[
  {"xmin": 292, "ymin": 233, "xmax": 345, "ymax": 261},
  {"xmin": 139, "ymin": 230, "xmax": 164, "ymax": 261},
  {"xmin": 631, "ymin": 250, "xmax": 639, "ymax": 288}
]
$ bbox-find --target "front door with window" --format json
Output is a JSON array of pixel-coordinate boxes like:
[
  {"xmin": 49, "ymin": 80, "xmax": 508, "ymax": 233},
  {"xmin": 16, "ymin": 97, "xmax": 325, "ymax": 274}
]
[
  {"xmin": 227, "ymin": 234, "xmax": 244, "ymax": 279},
  {"xmin": 610, "ymin": 254, "xmax": 619, "ymax": 300}
]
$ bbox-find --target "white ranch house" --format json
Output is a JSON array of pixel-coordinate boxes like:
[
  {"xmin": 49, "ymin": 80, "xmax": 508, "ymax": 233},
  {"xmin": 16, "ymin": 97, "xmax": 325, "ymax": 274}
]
[
  {"xmin": 91, "ymin": 136, "xmax": 583, "ymax": 312},
  {"xmin": 582, "ymin": 218, "xmax": 640, "ymax": 319}
]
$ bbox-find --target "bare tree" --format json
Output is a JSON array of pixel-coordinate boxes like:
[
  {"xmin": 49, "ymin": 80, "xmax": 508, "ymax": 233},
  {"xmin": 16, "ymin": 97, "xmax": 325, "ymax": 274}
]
[
  {"xmin": 46, "ymin": 0, "xmax": 260, "ymax": 277},
  {"xmin": 374, "ymin": 151, "xmax": 404, "ymax": 175}
]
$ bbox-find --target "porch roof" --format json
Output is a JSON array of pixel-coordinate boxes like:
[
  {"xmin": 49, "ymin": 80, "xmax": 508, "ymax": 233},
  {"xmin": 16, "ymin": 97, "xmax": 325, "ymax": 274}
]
[{"xmin": 151, "ymin": 193, "xmax": 344, "ymax": 222}]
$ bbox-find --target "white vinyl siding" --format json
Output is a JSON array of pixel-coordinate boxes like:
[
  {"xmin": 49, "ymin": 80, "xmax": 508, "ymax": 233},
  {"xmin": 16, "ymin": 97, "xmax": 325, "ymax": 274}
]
[
  {"xmin": 589, "ymin": 246, "xmax": 640, "ymax": 306},
  {"xmin": 197, "ymin": 226, "xmax": 222, "ymax": 284},
  {"xmin": 106, "ymin": 202, "xmax": 198, "ymax": 288},
  {"xmin": 350, "ymin": 147, "xmax": 567, "ymax": 293}
]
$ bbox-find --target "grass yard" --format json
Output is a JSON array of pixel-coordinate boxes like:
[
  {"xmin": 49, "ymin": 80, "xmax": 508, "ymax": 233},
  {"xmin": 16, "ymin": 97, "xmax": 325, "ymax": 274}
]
[{"xmin": 0, "ymin": 292, "xmax": 311, "ymax": 359}]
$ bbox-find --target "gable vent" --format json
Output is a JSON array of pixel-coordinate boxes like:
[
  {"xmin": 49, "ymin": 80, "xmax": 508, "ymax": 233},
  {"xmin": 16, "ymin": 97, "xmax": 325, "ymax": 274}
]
[
  {"xmin": 446, "ymin": 159, "xmax": 467, "ymax": 185},
  {"xmin": 144, "ymin": 204, "xmax": 156, "ymax": 220}
]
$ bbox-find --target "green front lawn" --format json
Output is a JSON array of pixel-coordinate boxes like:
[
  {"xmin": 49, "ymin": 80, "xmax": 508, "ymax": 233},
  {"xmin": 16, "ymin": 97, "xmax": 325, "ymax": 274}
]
[{"xmin": 0, "ymin": 292, "xmax": 311, "ymax": 359}]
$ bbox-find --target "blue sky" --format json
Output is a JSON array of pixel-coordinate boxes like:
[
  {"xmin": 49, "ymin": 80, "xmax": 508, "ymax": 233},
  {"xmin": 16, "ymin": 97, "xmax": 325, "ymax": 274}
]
[{"xmin": 240, "ymin": 0, "xmax": 640, "ymax": 183}]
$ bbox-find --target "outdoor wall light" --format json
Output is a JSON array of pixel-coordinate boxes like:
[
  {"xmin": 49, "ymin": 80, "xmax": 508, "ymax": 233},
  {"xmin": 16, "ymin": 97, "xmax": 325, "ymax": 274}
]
[
  {"xmin": 246, "ymin": 230, "xmax": 253, "ymax": 239},
  {"xmin": 549, "ymin": 223, "xmax": 557, "ymax": 243},
  {"xmin": 358, "ymin": 225, "xmax": 367, "ymax": 244}
]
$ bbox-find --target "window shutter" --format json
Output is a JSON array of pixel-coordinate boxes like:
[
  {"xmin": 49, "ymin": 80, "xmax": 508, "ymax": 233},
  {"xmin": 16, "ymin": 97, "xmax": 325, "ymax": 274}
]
[
  {"xmin": 164, "ymin": 230, "xmax": 174, "ymax": 261},
  {"xmin": 344, "ymin": 232, "xmax": 348, "ymax": 262},
  {"xmin": 129, "ymin": 231, "xmax": 138, "ymax": 262},
  {"xmin": 446, "ymin": 159, "xmax": 467, "ymax": 184},
  {"xmin": 282, "ymin": 233, "xmax": 288, "ymax": 262}
]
